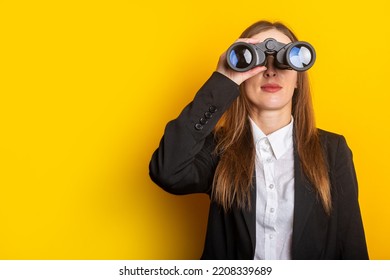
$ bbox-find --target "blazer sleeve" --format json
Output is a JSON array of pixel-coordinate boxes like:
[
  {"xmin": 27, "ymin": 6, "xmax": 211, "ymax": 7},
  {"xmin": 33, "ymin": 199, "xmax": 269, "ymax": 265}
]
[
  {"xmin": 149, "ymin": 72, "xmax": 240, "ymax": 195},
  {"xmin": 333, "ymin": 136, "xmax": 369, "ymax": 259}
]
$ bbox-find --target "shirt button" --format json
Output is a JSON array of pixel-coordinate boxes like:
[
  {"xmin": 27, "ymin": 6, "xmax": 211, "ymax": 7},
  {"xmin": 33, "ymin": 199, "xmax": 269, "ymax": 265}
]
[
  {"xmin": 266, "ymin": 158, "xmax": 272, "ymax": 163},
  {"xmin": 269, "ymin": 234, "xmax": 274, "ymax": 239},
  {"xmin": 270, "ymin": 208, "xmax": 275, "ymax": 213},
  {"xmin": 269, "ymin": 184, "xmax": 274, "ymax": 189}
]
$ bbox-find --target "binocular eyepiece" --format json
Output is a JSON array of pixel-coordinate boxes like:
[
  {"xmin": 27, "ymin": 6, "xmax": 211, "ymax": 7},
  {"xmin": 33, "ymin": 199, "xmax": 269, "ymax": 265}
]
[{"xmin": 226, "ymin": 38, "xmax": 316, "ymax": 72}]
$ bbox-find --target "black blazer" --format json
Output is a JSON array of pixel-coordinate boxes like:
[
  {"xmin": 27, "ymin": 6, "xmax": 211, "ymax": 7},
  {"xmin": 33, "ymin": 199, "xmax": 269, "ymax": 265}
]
[{"xmin": 149, "ymin": 72, "xmax": 369, "ymax": 260}]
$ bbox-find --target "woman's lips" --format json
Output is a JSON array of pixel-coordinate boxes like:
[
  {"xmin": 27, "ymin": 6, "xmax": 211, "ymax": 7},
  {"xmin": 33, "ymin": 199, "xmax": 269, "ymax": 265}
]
[{"xmin": 261, "ymin": 83, "xmax": 282, "ymax": 93}]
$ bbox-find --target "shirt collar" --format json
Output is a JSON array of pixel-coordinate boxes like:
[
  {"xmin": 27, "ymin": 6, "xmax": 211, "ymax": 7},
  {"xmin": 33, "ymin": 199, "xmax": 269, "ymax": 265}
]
[{"xmin": 249, "ymin": 116, "xmax": 294, "ymax": 160}]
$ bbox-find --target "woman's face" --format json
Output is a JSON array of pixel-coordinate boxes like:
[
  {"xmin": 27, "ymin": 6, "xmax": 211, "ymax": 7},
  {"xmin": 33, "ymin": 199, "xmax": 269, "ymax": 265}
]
[{"xmin": 243, "ymin": 29, "xmax": 298, "ymax": 116}]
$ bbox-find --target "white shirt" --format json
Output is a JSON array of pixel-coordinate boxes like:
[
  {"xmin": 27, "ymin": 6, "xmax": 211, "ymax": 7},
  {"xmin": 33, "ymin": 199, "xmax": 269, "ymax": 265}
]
[{"xmin": 250, "ymin": 117, "xmax": 295, "ymax": 260}]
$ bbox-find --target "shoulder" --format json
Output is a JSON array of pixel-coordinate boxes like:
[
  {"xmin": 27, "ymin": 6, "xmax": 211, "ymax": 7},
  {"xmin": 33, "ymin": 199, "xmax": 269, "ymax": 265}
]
[
  {"xmin": 317, "ymin": 128, "xmax": 353, "ymax": 168},
  {"xmin": 317, "ymin": 128, "xmax": 344, "ymax": 142},
  {"xmin": 317, "ymin": 128, "xmax": 349, "ymax": 150}
]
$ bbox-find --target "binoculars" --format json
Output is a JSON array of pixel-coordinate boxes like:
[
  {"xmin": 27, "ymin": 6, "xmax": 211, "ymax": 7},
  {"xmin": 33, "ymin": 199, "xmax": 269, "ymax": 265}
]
[{"xmin": 226, "ymin": 38, "xmax": 316, "ymax": 72}]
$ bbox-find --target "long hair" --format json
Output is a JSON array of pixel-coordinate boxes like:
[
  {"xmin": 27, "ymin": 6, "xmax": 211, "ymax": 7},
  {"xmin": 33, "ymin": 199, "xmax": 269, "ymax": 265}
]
[{"xmin": 212, "ymin": 20, "xmax": 332, "ymax": 215}]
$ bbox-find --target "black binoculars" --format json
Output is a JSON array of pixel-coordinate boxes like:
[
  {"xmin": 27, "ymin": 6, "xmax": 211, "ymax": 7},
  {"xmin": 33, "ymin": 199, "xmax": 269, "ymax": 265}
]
[{"xmin": 226, "ymin": 38, "xmax": 316, "ymax": 72}]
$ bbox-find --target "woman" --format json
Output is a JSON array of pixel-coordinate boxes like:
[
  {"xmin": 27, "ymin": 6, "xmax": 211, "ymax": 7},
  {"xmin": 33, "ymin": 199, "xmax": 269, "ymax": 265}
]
[{"xmin": 149, "ymin": 20, "xmax": 368, "ymax": 259}]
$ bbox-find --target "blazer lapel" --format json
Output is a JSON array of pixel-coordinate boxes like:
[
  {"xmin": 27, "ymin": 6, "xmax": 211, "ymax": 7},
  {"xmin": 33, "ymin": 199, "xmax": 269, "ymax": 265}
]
[
  {"xmin": 242, "ymin": 172, "xmax": 257, "ymax": 256},
  {"xmin": 292, "ymin": 149, "xmax": 317, "ymax": 255}
]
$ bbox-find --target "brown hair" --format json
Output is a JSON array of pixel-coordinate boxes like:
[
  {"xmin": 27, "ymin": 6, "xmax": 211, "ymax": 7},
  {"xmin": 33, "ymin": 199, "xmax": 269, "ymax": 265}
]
[{"xmin": 212, "ymin": 20, "xmax": 331, "ymax": 215}]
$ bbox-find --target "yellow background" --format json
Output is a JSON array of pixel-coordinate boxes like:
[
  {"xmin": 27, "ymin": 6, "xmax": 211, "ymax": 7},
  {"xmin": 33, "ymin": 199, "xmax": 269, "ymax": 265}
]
[{"xmin": 1, "ymin": 0, "xmax": 389, "ymax": 259}]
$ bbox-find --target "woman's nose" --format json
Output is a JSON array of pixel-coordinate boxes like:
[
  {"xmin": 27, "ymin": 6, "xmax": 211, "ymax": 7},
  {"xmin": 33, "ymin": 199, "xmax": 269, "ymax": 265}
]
[{"xmin": 263, "ymin": 56, "xmax": 277, "ymax": 77}]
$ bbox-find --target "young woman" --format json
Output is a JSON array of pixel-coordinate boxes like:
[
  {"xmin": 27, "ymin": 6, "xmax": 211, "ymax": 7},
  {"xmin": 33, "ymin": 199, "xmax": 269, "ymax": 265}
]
[{"xmin": 149, "ymin": 20, "xmax": 368, "ymax": 259}]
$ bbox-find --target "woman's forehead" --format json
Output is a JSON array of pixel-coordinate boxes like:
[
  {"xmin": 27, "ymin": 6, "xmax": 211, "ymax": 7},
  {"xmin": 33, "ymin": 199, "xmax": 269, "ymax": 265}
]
[{"xmin": 251, "ymin": 29, "xmax": 292, "ymax": 44}]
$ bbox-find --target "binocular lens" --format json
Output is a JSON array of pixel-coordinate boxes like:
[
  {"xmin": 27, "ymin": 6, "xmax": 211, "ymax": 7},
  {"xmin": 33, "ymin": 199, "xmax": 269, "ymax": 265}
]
[
  {"xmin": 227, "ymin": 39, "xmax": 315, "ymax": 72},
  {"xmin": 228, "ymin": 45, "xmax": 253, "ymax": 70},
  {"xmin": 288, "ymin": 46, "xmax": 313, "ymax": 69}
]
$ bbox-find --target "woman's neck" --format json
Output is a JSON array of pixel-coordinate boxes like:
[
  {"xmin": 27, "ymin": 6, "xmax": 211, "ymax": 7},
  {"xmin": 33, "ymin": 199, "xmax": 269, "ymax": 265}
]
[{"xmin": 249, "ymin": 110, "xmax": 292, "ymax": 135}]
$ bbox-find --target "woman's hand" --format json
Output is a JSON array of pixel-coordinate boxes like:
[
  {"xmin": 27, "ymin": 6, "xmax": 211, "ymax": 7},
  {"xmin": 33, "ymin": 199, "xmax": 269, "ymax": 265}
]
[{"xmin": 216, "ymin": 38, "xmax": 267, "ymax": 85}]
